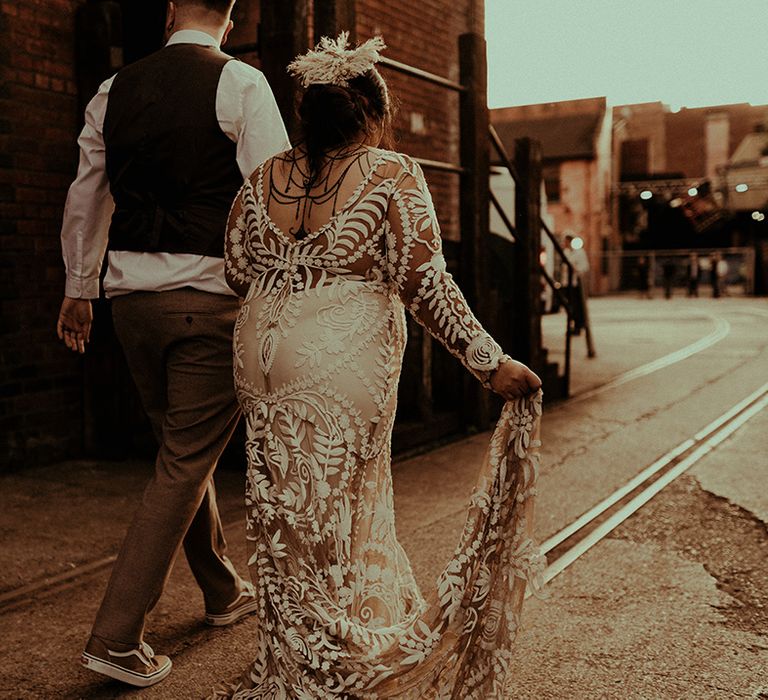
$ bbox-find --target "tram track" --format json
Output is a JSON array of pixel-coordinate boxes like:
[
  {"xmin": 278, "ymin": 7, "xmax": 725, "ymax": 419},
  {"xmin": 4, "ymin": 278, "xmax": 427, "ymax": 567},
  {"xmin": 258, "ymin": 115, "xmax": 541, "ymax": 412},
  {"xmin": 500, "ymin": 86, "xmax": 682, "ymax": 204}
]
[{"xmin": 533, "ymin": 381, "xmax": 768, "ymax": 591}]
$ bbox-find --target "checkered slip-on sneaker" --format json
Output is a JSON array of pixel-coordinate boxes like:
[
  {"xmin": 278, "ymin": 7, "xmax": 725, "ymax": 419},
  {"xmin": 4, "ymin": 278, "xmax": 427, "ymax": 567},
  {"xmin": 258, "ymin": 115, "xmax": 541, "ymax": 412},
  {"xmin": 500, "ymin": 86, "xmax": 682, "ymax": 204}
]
[{"xmin": 81, "ymin": 638, "xmax": 172, "ymax": 687}]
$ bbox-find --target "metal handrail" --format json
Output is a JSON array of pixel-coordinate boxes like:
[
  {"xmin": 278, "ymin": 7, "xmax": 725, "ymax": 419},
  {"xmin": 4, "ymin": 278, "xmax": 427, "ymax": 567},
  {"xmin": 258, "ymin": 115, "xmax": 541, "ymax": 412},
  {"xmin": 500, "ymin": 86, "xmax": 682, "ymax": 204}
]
[
  {"xmin": 489, "ymin": 124, "xmax": 521, "ymax": 184},
  {"xmin": 378, "ymin": 59, "xmax": 467, "ymax": 176},
  {"xmin": 540, "ymin": 217, "xmax": 577, "ymax": 281},
  {"xmin": 539, "ymin": 264, "xmax": 572, "ymax": 312},
  {"xmin": 378, "ymin": 56, "xmax": 466, "ymax": 93},
  {"xmin": 489, "ymin": 189, "xmax": 516, "ymax": 241},
  {"xmin": 414, "ymin": 157, "xmax": 466, "ymax": 175},
  {"xmin": 489, "ymin": 125, "xmax": 577, "ymax": 295},
  {"xmin": 490, "ymin": 125, "xmax": 577, "ymax": 278}
]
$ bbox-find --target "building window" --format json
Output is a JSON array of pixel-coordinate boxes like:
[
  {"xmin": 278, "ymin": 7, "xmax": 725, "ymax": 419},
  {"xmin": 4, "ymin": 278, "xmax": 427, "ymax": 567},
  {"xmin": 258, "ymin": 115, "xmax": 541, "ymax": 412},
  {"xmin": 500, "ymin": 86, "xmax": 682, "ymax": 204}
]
[
  {"xmin": 544, "ymin": 165, "xmax": 561, "ymax": 203},
  {"xmin": 620, "ymin": 138, "xmax": 649, "ymax": 177}
]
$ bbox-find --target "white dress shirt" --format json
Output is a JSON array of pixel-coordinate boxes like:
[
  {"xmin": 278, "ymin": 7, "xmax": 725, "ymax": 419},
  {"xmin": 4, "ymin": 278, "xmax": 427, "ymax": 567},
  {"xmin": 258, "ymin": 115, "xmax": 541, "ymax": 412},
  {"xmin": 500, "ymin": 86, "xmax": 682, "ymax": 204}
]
[{"xmin": 61, "ymin": 29, "xmax": 290, "ymax": 299}]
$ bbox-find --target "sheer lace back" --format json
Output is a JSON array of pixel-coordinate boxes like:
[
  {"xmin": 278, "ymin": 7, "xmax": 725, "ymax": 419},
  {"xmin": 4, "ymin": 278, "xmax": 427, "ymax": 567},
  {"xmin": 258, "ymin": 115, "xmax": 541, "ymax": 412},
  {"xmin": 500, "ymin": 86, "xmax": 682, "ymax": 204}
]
[
  {"xmin": 226, "ymin": 148, "xmax": 508, "ymax": 383},
  {"xmin": 227, "ymin": 147, "xmax": 401, "ymax": 299}
]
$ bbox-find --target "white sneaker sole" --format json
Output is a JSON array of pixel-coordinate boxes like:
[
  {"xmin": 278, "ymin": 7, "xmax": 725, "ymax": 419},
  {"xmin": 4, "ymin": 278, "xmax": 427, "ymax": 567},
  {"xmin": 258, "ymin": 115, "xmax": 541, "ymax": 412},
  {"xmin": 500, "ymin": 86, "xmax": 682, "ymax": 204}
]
[
  {"xmin": 204, "ymin": 597, "xmax": 260, "ymax": 626},
  {"xmin": 81, "ymin": 652, "xmax": 172, "ymax": 687}
]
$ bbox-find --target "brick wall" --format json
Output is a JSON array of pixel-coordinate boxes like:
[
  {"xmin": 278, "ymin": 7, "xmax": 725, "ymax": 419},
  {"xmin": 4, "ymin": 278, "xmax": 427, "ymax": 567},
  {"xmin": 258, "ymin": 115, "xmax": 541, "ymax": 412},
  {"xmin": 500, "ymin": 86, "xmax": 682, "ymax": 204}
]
[
  {"xmin": 612, "ymin": 102, "xmax": 667, "ymax": 175},
  {"xmin": 357, "ymin": 0, "xmax": 479, "ymax": 241},
  {"xmin": 0, "ymin": 0, "xmax": 85, "ymax": 470}
]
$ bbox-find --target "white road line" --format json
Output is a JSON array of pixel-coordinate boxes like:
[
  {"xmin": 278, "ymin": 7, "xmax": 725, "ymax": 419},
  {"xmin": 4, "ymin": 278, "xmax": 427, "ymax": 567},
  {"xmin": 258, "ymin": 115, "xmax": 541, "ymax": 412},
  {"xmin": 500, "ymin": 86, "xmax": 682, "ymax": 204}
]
[{"xmin": 567, "ymin": 315, "xmax": 731, "ymax": 404}]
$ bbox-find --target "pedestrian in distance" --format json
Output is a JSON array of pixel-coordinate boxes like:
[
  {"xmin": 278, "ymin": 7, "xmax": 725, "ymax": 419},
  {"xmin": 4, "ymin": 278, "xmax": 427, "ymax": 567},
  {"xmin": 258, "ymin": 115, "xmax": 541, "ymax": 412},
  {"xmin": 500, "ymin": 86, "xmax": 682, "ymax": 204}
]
[
  {"xmin": 56, "ymin": 0, "xmax": 290, "ymax": 687},
  {"xmin": 686, "ymin": 252, "xmax": 700, "ymax": 297},
  {"xmin": 563, "ymin": 234, "xmax": 589, "ymax": 332},
  {"xmin": 710, "ymin": 251, "xmax": 721, "ymax": 298},
  {"xmin": 662, "ymin": 258, "xmax": 676, "ymax": 299},
  {"xmin": 209, "ymin": 33, "xmax": 545, "ymax": 698},
  {"xmin": 716, "ymin": 254, "xmax": 729, "ymax": 297},
  {"xmin": 636, "ymin": 255, "xmax": 652, "ymax": 298}
]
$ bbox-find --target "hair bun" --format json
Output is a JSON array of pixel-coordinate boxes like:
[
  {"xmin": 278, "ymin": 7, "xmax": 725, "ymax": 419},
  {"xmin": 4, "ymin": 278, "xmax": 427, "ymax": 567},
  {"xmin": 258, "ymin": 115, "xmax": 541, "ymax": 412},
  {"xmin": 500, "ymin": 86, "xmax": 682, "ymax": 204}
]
[
  {"xmin": 300, "ymin": 84, "xmax": 364, "ymax": 131},
  {"xmin": 296, "ymin": 70, "xmax": 391, "ymax": 187}
]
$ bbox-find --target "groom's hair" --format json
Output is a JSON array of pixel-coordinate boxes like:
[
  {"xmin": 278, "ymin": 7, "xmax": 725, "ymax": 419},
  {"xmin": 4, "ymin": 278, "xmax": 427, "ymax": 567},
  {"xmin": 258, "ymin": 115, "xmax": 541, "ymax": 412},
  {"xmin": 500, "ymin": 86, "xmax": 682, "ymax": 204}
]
[{"xmin": 175, "ymin": 0, "xmax": 236, "ymax": 17}]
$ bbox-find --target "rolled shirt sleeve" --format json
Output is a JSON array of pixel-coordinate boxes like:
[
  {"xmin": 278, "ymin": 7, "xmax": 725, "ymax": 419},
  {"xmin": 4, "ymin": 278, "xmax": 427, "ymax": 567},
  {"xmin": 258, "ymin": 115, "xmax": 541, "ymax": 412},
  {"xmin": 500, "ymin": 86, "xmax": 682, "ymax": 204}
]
[
  {"xmin": 217, "ymin": 60, "xmax": 291, "ymax": 179},
  {"xmin": 60, "ymin": 75, "xmax": 115, "ymax": 299}
]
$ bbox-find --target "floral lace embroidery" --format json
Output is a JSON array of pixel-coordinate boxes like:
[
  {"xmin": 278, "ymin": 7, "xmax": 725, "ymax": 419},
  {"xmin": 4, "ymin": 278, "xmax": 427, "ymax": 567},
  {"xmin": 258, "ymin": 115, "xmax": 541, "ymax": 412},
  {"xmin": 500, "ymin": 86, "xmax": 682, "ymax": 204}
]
[{"xmin": 212, "ymin": 149, "xmax": 544, "ymax": 699}]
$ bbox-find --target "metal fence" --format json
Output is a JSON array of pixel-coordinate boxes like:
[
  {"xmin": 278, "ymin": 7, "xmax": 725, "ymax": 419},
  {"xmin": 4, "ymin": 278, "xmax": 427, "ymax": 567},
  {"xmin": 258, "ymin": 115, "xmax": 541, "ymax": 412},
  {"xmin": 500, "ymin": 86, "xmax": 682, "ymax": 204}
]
[{"xmin": 597, "ymin": 247, "xmax": 755, "ymax": 297}]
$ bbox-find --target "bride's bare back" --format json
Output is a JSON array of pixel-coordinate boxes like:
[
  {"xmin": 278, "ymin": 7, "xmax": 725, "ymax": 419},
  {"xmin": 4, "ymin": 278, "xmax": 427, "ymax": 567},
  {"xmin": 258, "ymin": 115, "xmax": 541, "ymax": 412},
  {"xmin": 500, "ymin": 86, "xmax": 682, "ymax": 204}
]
[{"xmin": 260, "ymin": 146, "xmax": 383, "ymax": 243}]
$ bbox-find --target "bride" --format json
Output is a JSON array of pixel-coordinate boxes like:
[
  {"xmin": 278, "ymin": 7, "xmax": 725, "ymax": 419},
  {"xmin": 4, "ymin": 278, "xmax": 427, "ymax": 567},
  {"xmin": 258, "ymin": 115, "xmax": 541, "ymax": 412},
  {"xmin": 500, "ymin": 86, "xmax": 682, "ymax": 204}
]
[{"xmin": 213, "ymin": 33, "xmax": 544, "ymax": 700}]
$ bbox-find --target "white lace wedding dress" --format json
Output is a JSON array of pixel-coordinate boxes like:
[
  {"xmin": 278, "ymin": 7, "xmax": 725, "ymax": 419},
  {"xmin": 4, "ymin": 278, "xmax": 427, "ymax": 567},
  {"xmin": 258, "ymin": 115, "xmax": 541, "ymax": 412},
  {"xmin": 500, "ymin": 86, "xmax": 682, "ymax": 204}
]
[{"xmin": 212, "ymin": 148, "xmax": 544, "ymax": 699}]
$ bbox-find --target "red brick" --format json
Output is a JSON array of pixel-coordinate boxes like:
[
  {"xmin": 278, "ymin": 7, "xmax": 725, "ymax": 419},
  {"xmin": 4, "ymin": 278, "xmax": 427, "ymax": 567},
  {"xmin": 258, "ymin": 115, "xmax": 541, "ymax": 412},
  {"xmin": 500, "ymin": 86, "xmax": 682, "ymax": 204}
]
[{"xmin": 33, "ymin": 72, "xmax": 49, "ymax": 89}]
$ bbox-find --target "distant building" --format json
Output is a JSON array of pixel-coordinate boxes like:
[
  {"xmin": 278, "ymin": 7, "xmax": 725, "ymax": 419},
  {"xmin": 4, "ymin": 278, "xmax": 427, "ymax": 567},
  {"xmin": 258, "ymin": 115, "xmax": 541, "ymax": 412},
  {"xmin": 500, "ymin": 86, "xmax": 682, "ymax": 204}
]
[
  {"xmin": 491, "ymin": 97, "xmax": 615, "ymax": 295},
  {"xmin": 721, "ymin": 124, "xmax": 768, "ymax": 293},
  {"xmin": 722, "ymin": 125, "xmax": 768, "ymax": 213},
  {"xmin": 614, "ymin": 101, "xmax": 768, "ymax": 181},
  {"xmin": 613, "ymin": 101, "xmax": 768, "ymax": 246}
]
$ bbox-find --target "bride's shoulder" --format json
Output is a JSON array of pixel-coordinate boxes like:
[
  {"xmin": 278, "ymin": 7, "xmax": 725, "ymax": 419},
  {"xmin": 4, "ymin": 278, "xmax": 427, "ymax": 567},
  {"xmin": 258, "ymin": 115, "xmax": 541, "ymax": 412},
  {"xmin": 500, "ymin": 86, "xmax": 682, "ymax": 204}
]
[
  {"xmin": 244, "ymin": 148, "xmax": 292, "ymax": 186},
  {"xmin": 368, "ymin": 148, "xmax": 423, "ymax": 180},
  {"xmin": 260, "ymin": 148, "xmax": 293, "ymax": 173}
]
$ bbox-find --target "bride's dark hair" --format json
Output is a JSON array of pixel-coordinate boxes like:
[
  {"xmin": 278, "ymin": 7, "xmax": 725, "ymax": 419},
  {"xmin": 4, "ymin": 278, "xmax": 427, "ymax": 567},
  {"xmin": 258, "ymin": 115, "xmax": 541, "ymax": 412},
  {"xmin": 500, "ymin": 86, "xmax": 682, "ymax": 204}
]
[{"xmin": 296, "ymin": 69, "xmax": 392, "ymax": 186}]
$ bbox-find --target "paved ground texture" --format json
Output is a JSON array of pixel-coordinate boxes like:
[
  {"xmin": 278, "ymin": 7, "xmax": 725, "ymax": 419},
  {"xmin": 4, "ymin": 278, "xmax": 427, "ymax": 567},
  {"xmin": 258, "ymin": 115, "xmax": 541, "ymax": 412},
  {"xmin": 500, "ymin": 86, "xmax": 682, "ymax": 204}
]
[{"xmin": 1, "ymin": 295, "xmax": 767, "ymax": 699}]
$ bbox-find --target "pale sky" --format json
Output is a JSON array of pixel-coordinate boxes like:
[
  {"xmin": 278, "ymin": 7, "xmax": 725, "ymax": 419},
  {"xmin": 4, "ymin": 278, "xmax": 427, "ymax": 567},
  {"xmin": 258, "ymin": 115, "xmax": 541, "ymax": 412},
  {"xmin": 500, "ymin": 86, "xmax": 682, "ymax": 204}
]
[{"xmin": 485, "ymin": 0, "xmax": 768, "ymax": 110}]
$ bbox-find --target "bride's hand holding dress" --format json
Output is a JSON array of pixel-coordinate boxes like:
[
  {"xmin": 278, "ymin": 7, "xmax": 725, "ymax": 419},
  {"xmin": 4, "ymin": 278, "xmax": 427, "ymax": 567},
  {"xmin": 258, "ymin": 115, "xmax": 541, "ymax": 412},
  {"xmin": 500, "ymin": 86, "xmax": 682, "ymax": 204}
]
[{"xmin": 489, "ymin": 359, "xmax": 542, "ymax": 400}]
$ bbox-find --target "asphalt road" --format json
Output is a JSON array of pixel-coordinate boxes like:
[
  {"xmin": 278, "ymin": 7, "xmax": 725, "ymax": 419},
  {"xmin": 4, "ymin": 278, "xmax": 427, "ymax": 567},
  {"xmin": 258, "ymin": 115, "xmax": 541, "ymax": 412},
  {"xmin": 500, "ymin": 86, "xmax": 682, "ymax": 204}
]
[{"xmin": 1, "ymin": 295, "xmax": 767, "ymax": 699}]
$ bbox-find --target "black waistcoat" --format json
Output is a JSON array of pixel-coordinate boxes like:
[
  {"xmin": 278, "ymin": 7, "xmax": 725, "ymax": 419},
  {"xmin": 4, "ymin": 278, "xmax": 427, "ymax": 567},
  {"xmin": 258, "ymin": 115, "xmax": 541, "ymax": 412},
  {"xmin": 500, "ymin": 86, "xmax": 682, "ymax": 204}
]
[{"xmin": 103, "ymin": 44, "xmax": 243, "ymax": 258}]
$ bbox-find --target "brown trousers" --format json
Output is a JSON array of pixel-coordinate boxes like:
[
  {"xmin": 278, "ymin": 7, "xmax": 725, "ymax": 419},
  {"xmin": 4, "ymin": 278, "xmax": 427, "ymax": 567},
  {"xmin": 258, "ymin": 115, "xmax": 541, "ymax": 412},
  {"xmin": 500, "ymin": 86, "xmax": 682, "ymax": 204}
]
[{"xmin": 92, "ymin": 288, "xmax": 245, "ymax": 645}]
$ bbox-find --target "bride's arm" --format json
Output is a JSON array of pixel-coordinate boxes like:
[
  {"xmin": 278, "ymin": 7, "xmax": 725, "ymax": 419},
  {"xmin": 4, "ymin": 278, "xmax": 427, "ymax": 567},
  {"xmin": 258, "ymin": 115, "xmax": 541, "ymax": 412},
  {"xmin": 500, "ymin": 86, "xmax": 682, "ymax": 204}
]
[
  {"xmin": 224, "ymin": 181, "xmax": 256, "ymax": 298},
  {"xmin": 385, "ymin": 157, "xmax": 540, "ymax": 396}
]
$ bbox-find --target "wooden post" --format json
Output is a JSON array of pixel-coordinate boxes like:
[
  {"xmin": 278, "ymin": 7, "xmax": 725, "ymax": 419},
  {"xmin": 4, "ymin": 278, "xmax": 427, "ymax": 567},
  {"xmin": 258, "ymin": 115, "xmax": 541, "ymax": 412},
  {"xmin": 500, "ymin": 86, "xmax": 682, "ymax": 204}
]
[
  {"xmin": 259, "ymin": 0, "xmax": 310, "ymax": 135},
  {"xmin": 313, "ymin": 0, "xmax": 357, "ymax": 44},
  {"xmin": 459, "ymin": 32, "xmax": 491, "ymax": 428},
  {"xmin": 512, "ymin": 137, "xmax": 544, "ymax": 373}
]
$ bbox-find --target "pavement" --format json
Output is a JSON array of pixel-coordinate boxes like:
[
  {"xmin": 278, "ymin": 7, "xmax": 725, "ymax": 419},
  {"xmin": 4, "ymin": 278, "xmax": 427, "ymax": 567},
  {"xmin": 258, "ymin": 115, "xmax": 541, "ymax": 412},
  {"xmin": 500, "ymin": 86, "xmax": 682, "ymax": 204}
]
[{"xmin": 2, "ymin": 294, "xmax": 767, "ymax": 699}]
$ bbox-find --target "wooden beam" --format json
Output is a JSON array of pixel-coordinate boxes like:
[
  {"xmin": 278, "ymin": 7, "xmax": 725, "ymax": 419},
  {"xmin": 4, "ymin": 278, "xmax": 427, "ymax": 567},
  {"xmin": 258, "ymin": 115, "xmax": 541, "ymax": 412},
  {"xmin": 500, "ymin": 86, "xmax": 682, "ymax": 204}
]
[
  {"xmin": 259, "ymin": 0, "xmax": 310, "ymax": 136},
  {"xmin": 313, "ymin": 0, "xmax": 356, "ymax": 44},
  {"xmin": 458, "ymin": 32, "xmax": 491, "ymax": 429},
  {"xmin": 512, "ymin": 137, "xmax": 544, "ymax": 373}
]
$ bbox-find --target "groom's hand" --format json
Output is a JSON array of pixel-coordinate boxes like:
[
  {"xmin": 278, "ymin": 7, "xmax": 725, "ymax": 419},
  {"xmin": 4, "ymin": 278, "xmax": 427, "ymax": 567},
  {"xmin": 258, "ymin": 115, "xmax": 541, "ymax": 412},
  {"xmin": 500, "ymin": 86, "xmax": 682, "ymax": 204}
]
[{"xmin": 57, "ymin": 297, "xmax": 93, "ymax": 354}]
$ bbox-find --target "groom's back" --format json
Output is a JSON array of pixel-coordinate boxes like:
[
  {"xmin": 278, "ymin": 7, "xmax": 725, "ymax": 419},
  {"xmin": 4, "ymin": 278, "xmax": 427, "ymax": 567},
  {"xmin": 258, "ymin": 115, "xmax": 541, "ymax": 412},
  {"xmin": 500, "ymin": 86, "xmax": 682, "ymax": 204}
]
[{"xmin": 103, "ymin": 44, "xmax": 243, "ymax": 258}]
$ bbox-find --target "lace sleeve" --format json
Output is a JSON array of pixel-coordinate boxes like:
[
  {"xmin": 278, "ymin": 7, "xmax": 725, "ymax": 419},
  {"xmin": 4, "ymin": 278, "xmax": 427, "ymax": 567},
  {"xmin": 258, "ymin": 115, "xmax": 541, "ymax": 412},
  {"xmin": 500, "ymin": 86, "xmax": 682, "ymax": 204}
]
[
  {"xmin": 385, "ymin": 158, "xmax": 508, "ymax": 386},
  {"xmin": 225, "ymin": 181, "xmax": 255, "ymax": 298}
]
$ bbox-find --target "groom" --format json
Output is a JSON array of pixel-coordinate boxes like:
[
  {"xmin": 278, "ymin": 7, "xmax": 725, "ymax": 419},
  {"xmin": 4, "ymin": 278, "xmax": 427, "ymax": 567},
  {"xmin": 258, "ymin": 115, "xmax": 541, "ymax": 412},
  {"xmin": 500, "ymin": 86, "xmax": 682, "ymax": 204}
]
[{"xmin": 56, "ymin": 0, "xmax": 289, "ymax": 687}]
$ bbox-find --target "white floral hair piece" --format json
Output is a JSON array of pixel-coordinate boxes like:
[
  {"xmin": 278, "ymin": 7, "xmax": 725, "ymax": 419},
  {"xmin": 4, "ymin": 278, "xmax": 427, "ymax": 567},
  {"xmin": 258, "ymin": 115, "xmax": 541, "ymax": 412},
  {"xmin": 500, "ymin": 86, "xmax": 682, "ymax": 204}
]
[{"xmin": 287, "ymin": 31, "xmax": 386, "ymax": 88}]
